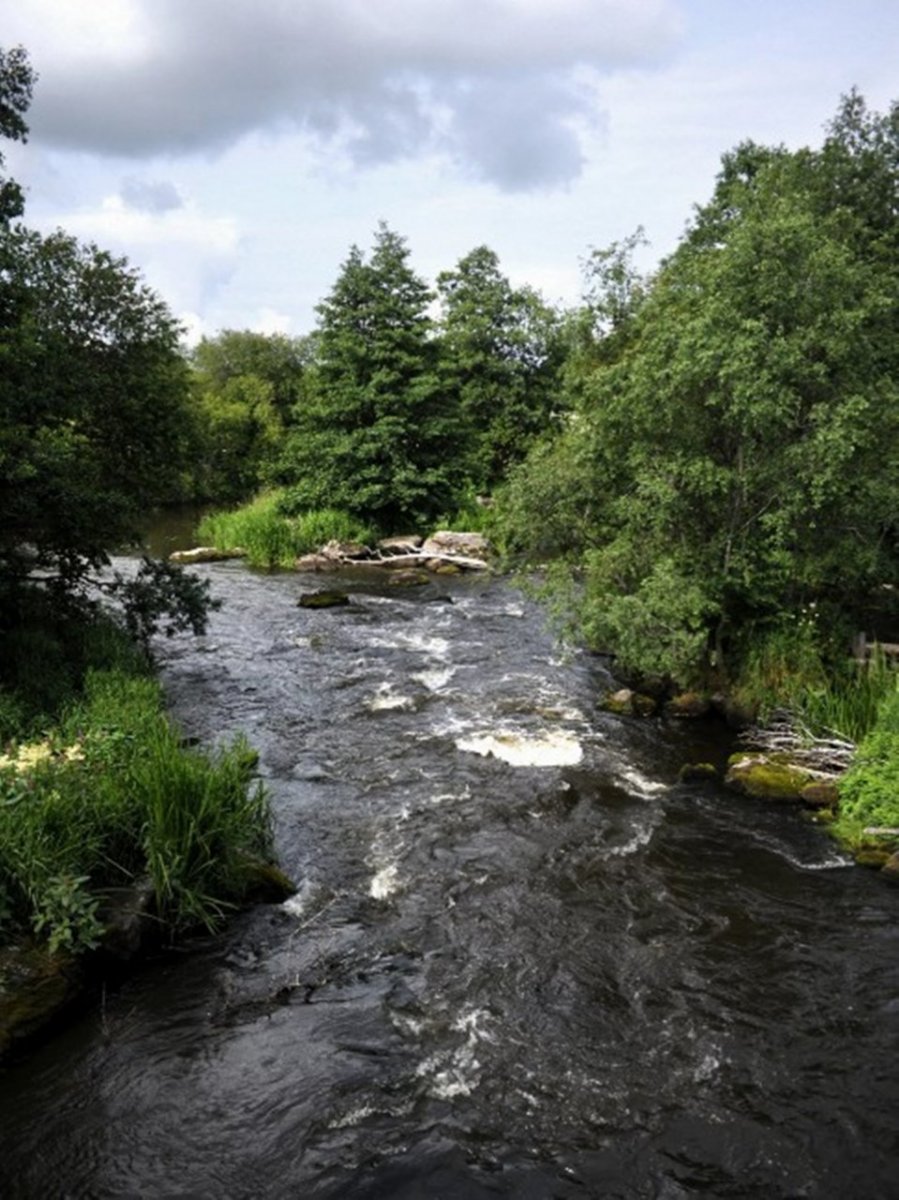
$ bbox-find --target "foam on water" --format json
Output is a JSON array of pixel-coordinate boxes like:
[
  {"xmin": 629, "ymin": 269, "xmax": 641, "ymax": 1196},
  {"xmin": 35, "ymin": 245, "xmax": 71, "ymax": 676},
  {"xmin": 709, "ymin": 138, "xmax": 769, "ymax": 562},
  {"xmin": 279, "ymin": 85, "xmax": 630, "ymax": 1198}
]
[
  {"xmin": 416, "ymin": 1007, "xmax": 494, "ymax": 1099},
  {"xmin": 412, "ymin": 666, "xmax": 456, "ymax": 691},
  {"xmin": 367, "ymin": 682, "xmax": 415, "ymax": 712},
  {"xmin": 457, "ymin": 728, "xmax": 583, "ymax": 767}
]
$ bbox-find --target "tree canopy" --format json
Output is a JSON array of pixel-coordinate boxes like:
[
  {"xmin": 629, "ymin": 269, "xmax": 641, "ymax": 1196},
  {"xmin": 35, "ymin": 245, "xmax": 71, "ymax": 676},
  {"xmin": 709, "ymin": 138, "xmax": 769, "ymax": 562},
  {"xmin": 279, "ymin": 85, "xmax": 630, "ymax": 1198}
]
[
  {"xmin": 276, "ymin": 223, "xmax": 466, "ymax": 530},
  {"xmin": 436, "ymin": 245, "xmax": 564, "ymax": 490},
  {"xmin": 501, "ymin": 91, "xmax": 899, "ymax": 682},
  {"xmin": 0, "ymin": 46, "xmax": 204, "ymax": 642}
]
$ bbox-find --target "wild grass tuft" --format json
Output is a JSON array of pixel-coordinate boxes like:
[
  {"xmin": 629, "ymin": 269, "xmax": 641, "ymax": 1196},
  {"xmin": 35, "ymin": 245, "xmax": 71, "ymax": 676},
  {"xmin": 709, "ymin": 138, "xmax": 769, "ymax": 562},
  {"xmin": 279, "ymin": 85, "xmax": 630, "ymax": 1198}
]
[
  {"xmin": 0, "ymin": 667, "xmax": 272, "ymax": 952},
  {"xmin": 197, "ymin": 490, "xmax": 374, "ymax": 568}
]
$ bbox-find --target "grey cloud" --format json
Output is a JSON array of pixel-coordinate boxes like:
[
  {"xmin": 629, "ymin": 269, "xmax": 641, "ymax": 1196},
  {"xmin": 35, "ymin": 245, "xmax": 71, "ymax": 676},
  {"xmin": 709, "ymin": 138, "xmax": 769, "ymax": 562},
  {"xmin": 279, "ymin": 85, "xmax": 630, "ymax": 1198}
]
[
  {"xmin": 120, "ymin": 176, "xmax": 184, "ymax": 213},
  {"xmin": 24, "ymin": 0, "xmax": 682, "ymax": 191}
]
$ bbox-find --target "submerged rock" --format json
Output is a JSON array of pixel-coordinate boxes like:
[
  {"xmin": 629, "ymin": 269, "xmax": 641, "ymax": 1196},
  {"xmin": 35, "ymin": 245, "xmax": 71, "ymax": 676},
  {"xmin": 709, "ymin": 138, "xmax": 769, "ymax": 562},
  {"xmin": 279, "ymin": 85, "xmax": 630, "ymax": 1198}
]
[
  {"xmin": 665, "ymin": 692, "xmax": 711, "ymax": 719},
  {"xmin": 600, "ymin": 688, "xmax": 657, "ymax": 717},
  {"xmin": 297, "ymin": 590, "xmax": 350, "ymax": 609},
  {"xmin": 678, "ymin": 762, "xmax": 718, "ymax": 783},
  {"xmin": 0, "ymin": 946, "xmax": 85, "ymax": 1061},
  {"xmin": 881, "ymin": 852, "xmax": 899, "ymax": 883},
  {"xmin": 386, "ymin": 569, "xmax": 431, "ymax": 587}
]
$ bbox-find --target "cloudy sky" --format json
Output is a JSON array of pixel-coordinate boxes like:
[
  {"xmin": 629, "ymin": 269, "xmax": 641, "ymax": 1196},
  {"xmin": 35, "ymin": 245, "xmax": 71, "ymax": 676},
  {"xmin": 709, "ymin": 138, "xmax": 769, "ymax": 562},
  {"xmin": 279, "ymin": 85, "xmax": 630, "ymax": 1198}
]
[{"xmin": 4, "ymin": 0, "xmax": 898, "ymax": 343}]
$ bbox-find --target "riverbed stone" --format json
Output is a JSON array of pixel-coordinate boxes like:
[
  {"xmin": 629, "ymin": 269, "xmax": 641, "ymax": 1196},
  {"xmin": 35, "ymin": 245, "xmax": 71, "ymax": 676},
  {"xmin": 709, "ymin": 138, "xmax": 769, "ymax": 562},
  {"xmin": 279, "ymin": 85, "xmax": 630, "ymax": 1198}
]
[
  {"xmin": 322, "ymin": 541, "xmax": 372, "ymax": 561},
  {"xmin": 665, "ymin": 692, "xmax": 711, "ymax": 719},
  {"xmin": 378, "ymin": 535, "xmax": 423, "ymax": 553},
  {"xmin": 799, "ymin": 780, "xmax": 840, "ymax": 810},
  {"xmin": 725, "ymin": 752, "xmax": 817, "ymax": 801},
  {"xmin": 298, "ymin": 590, "xmax": 350, "ymax": 609},
  {"xmin": 600, "ymin": 688, "xmax": 657, "ymax": 717},
  {"xmin": 386, "ymin": 569, "xmax": 431, "ymax": 587},
  {"xmin": 678, "ymin": 762, "xmax": 718, "ymax": 783}
]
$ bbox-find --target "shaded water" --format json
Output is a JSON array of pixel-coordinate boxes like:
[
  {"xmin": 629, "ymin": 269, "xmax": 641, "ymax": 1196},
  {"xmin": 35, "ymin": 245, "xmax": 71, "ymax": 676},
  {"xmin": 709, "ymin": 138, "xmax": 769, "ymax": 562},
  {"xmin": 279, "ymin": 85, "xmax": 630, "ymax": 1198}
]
[{"xmin": 2, "ymin": 563, "xmax": 898, "ymax": 1198}]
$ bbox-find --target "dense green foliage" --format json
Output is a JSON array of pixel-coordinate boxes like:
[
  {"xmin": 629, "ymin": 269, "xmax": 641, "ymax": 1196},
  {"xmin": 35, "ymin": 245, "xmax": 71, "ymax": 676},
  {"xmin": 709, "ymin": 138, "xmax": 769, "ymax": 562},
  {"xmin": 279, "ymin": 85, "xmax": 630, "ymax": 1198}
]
[
  {"xmin": 499, "ymin": 92, "xmax": 899, "ymax": 685},
  {"xmin": 0, "ymin": 654, "xmax": 270, "ymax": 952},
  {"xmin": 0, "ymin": 45, "xmax": 217, "ymax": 691},
  {"xmin": 436, "ymin": 245, "xmax": 563, "ymax": 490},
  {"xmin": 275, "ymin": 224, "xmax": 465, "ymax": 530},
  {"xmin": 0, "ymin": 226, "xmax": 194, "ymax": 585},
  {"xmin": 188, "ymin": 330, "xmax": 314, "ymax": 502}
]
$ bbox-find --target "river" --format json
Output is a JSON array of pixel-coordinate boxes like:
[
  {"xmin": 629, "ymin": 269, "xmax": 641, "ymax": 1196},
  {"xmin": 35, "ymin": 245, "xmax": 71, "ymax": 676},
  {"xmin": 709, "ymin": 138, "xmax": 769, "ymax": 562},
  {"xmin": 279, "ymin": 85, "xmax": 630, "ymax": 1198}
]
[{"xmin": 1, "ymin": 560, "xmax": 898, "ymax": 1198}]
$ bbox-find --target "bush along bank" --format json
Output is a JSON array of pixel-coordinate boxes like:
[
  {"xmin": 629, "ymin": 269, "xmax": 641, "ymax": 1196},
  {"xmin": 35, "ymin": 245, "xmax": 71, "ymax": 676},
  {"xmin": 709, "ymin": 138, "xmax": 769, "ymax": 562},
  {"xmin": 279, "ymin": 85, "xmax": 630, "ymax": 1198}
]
[
  {"xmin": 598, "ymin": 654, "xmax": 899, "ymax": 878},
  {"xmin": 0, "ymin": 653, "xmax": 290, "ymax": 1060}
]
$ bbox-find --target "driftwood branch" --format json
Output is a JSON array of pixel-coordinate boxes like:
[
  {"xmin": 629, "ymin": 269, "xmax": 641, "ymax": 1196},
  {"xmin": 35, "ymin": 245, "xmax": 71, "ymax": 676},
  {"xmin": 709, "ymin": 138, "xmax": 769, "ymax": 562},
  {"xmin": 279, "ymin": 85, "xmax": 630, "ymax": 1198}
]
[{"xmin": 740, "ymin": 709, "xmax": 856, "ymax": 777}]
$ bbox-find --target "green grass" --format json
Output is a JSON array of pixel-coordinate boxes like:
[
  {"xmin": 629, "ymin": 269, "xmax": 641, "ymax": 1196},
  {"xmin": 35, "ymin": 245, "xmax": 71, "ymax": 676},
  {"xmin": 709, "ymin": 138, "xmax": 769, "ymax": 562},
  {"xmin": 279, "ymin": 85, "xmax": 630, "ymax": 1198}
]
[
  {"xmin": 0, "ymin": 663, "xmax": 273, "ymax": 953},
  {"xmin": 734, "ymin": 624, "xmax": 895, "ymax": 743},
  {"xmin": 197, "ymin": 491, "xmax": 375, "ymax": 568},
  {"xmin": 833, "ymin": 680, "xmax": 899, "ymax": 849}
]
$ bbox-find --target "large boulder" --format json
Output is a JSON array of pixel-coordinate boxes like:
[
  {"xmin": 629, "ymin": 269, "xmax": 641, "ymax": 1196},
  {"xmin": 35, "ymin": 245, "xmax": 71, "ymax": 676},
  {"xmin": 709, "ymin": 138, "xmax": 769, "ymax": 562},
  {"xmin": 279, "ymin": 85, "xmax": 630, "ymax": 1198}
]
[{"xmin": 421, "ymin": 531, "xmax": 492, "ymax": 561}]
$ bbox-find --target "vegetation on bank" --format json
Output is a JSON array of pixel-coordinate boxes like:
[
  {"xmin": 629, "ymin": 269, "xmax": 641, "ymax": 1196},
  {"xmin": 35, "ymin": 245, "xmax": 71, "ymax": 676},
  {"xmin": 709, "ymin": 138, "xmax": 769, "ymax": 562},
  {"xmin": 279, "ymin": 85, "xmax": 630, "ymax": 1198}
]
[
  {"xmin": 0, "ymin": 615, "xmax": 272, "ymax": 956},
  {"xmin": 0, "ymin": 48, "xmax": 276, "ymax": 964},
  {"xmin": 834, "ymin": 682, "xmax": 899, "ymax": 851}
]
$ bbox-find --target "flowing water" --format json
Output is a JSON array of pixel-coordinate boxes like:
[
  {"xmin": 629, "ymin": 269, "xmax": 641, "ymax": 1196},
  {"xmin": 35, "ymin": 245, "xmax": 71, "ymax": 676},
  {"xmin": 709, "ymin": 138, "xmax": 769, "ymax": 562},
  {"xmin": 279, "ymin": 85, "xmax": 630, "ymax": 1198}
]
[{"xmin": 2, "ymin": 563, "xmax": 898, "ymax": 1198}]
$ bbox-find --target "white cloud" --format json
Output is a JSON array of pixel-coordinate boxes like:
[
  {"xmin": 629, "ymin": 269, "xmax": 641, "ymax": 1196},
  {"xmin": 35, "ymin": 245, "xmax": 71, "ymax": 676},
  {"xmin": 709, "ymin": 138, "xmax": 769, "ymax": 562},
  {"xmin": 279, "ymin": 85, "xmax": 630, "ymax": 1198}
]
[{"xmin": 8, "ymin": 0, "xmax": 682, "ymax": 190}]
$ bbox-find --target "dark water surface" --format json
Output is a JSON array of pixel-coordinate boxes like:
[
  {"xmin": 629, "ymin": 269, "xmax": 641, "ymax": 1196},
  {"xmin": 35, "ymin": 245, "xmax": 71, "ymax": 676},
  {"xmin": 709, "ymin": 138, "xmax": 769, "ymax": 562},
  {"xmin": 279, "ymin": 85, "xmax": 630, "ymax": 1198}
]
[{"xmin": 2, "ymin": 562, "xmax": 898, "ymax": 1198}]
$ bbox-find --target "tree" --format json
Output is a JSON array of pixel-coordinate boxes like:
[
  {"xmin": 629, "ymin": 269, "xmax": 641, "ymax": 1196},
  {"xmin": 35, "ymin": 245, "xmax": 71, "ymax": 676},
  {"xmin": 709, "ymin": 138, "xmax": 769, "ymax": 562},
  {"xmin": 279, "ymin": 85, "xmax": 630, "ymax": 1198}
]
[
  {"xmin": 504, "ymin": 92, "xmax": 899, "ymax": 682},
  {"xmin": 0, "ymin": 46, "xmax": 34, "ymax": 227},
  {"xmin": 277, "ymin": 224, "xmax": 465, "ymax": 529},
  {"xmin": 436, "ymin": 245, "xmax": 563, "ymax": 490},
  {"xmin": 0, "ymin": 226, "xmax": 194, "ymax": 584},
  {"xmin": 188, "ymin": 330, "xmax": 314, "ymax": 501}
]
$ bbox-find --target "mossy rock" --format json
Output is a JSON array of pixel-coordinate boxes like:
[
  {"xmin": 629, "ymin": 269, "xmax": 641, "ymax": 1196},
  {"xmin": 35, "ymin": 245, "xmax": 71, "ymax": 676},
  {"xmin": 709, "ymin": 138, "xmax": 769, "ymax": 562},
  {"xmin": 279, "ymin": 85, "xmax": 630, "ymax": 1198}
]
[
  {"xmin": 854, "ymin": 847, "xmax": 892, "ymax": 869},
  {"xmin": 678, "ymin": 762, "xmax": 718, "ymax": 784},
  {"xmin": 434, "ymin": 563, "xmax": 463, "ymax": 576},
  {"xmin": 799, "ymin": 780, "xmax": 840, "ymax": 810},
  {"xmin": 386, "ymin": 569, "xmax": 431, "ymax": 587},
  {"xmin": 725, "ymin": 752, "xmax": 815, "ymax": 801},
  {"xmin": 297, "ymin": 590, "xmax": 350, "ymax": 609},
  {"xmin": 241, "ymin": 859, "xmax": 296, "ymax": 904},
  {"xmin": 0, "ymin": 945, "xmax": 85, "ymax": 1062}
]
